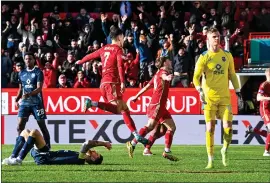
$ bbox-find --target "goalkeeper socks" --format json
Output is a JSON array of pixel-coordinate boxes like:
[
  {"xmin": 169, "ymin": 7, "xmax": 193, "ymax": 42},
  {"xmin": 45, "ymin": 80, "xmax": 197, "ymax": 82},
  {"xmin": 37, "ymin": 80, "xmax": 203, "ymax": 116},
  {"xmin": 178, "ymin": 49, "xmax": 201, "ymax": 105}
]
[
  {"xmin": 97, "ymin": 102, "xmax": 119, "ymax": 114},
  {"xmin": 18, "ymin": 136, "xmax": 35, "ymax": 160},
  {"xmin": 254, "ymin": 128, "xmax": 267, "ymax": 137},
  {"xmin": 206, "ymin": 131, "xmax": 214, "ymax": 160},
  {"xmin": 11, "ymin": 136, "xmax": 25, "ymax": 158},
  {"xmin": 165, "ymin": 130, "xmax": 174, "ymax": 151},
  {"xmin": 265, "ymin": 133, "xmax": 270, "ymax": 151},
  {"xmin": 122, "ymin": 110, "xmax": 137, "ymax": 132},
  {"xmin": 223, "ymin": 127, "xmax": 232, "ymax": 151}
]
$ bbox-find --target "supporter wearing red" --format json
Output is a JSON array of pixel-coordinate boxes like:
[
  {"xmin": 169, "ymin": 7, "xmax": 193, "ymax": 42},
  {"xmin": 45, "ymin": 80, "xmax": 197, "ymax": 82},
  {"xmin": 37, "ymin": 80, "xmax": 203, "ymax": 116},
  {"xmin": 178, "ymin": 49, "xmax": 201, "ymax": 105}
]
[
  {"xmin": 171, "ymin": 47, "xmax": 192, "ymax": 88},
  {"xmin": 36, "ymin": 52, "xmax": 59, "ymax": 88},
  {"xmin": 76, "ymin": 26, "xmax": 148, "ymax": 145},
  {"xmin": 124, "ymin": 49, "xmax": 139, "ymax": 88},
  {"xmin": 56, "ymin": 74, "xmax": 72, "ymax": 88},
  {"xmin": 73, "ymin": 71, "xmax": 90, "ymax": 88}
]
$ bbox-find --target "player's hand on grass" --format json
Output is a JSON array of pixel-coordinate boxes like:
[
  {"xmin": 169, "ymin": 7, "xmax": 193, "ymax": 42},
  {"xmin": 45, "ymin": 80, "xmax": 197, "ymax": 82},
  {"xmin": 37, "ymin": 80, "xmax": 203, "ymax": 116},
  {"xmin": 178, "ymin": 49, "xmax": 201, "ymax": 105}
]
[
  {"xmin": 120, "ymin": 82, "xmax": 125, "ymax": 93},
  {"xmin": 104, "ymin": 141, "xmax": 112, "ymax": 150}
]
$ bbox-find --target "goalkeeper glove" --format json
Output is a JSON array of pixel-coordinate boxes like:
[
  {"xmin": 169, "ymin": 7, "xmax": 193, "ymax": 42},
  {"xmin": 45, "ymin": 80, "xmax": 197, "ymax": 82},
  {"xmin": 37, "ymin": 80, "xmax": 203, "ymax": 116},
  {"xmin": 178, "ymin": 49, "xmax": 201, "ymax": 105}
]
[
  {"xmin": 197, "ymin": 88, "xmax": 207, "ymax": 105},
  {"xmin": 236, "ymin": 89, "xmax": 244, "ymax": 112}
]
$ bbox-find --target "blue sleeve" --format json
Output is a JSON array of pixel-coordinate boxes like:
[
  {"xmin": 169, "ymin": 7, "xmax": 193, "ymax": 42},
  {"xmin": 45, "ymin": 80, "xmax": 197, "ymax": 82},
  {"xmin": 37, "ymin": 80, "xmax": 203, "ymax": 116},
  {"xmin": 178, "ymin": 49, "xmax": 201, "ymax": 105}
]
[
  {"xmin": 133, "ymin": 31, "xmax": 139, "ymax": 49},
  {"xmin": 37, "ymin": 69, "xmax": 44, "ymax": 83},
  {"xmin": 101, "ymin": 22, "xmax": 109, "ymax": 37}
]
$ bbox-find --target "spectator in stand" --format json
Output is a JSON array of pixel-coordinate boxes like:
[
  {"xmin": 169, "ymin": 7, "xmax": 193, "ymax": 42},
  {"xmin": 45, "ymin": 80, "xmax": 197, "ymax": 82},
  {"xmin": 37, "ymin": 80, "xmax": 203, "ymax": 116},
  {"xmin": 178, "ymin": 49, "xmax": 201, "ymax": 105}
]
[
  {"xmin": 86, "ymin": 40, "xmax": 100, "ymax": 54},
  {"xmin": 76, "ymin": 8, "xmax": 90, "ymax": 31},
  {"xmin": 12, "ymin": 42, "xmax": 25, "ymax": 64},
  {"xmin": 86, "ymin": 61, "xmax": 101, "ymax": 88},
  {"xmin": 68, "ymin": 39, "xmax": 83, "ymax": 61},
  {"xmin": 1, "ymin": 49, "xmax": 13, "ymax": 88},
  {"xmin": 147, "ymin": 25, "xmax": 159, "ymax": 60},
  {"xmin": 123, "ymin": 32, "xmax": 136, "ymax": 57},
  {"xmin": 101, "ymin": 13, "xmax": 112, "ymax": 44},
  {"xmin": 56, "ymin": 74, "xmax": 72, "ymax": 88},
  {"xmin": 10, "ymin": 62, "xmax": 24, "ymax": 88},
  {"xmin": 28, "ymin": 3, "xmax": 43, "ymax": 25},
  {"xmin": 171, "ymin": 47, "xmax": 192, "ymax": 88},
  {"xmin": 36, "ymin": 52, "xmax": 59, "ymax": 88},
  {"xmin": 29, "ymin": 36, "xmax": 51, "ymax": 56},
  {"xmin": 124, "ymin": 49, "xmax": 140, "ymax": 88},
  {"xmin": 255, "ymin": 8, "xmax": 270, "ymax": 32},
  {"xmin": 221, "ymin": 6, "xmax": 234, "ymax": 31},
  {"xmin": 79, "ymin": 23, "xmax": 95, "ymax": 50},
  {"xmin": 17, "ymin": 17, "xmax": 36, "ymax": 45},
  {"xmin": 156, "ymin": 38, "xmax": 174, "ymax": 62},
  {"xmin": 207, "ymin": 8, "xmax": 221, "ymax": 29},
  {"xmin": 59, "ymin": 51, "xmax": 78, "ymax": 85},
  {"xmin": 194, "ymin": 40, "xmax": 207, "ymax": 63},
  {"xmin": 73, "ymin": 71, "xmax": 91, "ymax": 88}
]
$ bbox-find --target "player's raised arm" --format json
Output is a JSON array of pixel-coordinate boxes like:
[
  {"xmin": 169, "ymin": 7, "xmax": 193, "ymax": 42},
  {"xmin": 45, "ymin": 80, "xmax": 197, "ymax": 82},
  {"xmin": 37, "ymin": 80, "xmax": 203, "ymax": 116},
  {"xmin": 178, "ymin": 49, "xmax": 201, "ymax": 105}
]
[
  {"xmin": 228, "ymin": 52, "xmax": 240, "ymax": 91},
  {"xmin": 76, "ymin": 48, "xmax": 102, "ymax": 65},
  {"xmin": 193, "ymin": 54, "xmax": 205, "ymax": 91}
]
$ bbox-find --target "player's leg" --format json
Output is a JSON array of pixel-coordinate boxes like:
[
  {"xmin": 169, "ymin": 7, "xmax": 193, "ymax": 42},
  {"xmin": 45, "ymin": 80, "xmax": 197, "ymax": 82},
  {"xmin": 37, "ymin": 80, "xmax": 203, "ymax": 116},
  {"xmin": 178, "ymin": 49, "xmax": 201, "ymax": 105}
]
[
  {"xmin": 161, "ymin": 118, "xmax": 179, "ymax": 161},
  {"xmin": 127, "ymin": 118, "xmax": 157, "ymax": 158},
  {"xmin": 219, "ymin": 104, "xmax": 234, "ymax": 167},
  {"xmin": 263, "ymin": 123, "xmax": 270, "ymax": 156},
  {"xmin": 32, "ymin": 105, "xmax": 51, "ymax": 149},
  {"xmin": 17, "ymin": 105, "xmax": 31, "ymax": 135},
  {"xmin": 204, "ymin": 110, "xmax": 216, "ymax": 169},
  {"xmin": 144, "ymin": 124, "xmax": 167, "ymax": 155}
]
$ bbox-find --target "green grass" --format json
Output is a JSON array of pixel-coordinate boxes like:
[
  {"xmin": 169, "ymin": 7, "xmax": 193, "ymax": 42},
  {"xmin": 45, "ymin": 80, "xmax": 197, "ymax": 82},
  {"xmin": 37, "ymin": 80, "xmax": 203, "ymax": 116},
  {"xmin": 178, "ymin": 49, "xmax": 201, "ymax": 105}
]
[{"xmin": 1, "ymin": 145, "xmax": 270, "ymax": 182}]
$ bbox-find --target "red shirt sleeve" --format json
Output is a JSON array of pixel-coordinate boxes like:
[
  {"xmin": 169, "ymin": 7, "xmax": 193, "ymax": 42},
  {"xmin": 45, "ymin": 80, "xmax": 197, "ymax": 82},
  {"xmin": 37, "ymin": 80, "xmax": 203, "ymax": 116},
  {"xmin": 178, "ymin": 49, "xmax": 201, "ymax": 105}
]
[
  {"xmin": 116, "ymin": 49, "xmax": 125, "ymax": 83},
  {"xmin": 78, "ymin": 48, "xmax": 102, "ymax": 64}
]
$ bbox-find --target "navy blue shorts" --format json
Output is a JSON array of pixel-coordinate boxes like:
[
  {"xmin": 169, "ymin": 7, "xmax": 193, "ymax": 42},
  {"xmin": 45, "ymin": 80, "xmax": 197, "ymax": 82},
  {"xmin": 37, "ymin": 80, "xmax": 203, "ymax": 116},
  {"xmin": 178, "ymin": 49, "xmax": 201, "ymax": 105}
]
[
  {"xmin": 18, "ymin": 105, "xmax": 47, "ymax": 120},
  {"xmin": 31, "ymin": 147, "xmax": 85, "ymax": 165}
]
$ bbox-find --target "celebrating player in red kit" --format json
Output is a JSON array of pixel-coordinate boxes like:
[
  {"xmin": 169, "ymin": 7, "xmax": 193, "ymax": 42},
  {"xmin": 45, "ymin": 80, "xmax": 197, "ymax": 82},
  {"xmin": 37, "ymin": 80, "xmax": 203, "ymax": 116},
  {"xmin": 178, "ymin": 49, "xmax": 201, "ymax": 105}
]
[
  {"xmin": 76, "ymin": 26, "xmax": 148, "ymax": 145},
  {"xmin": 243, "ymin": 68, "xmax": 270, "ymax": 156},
  {"xmin": 126, "ymin": 57, "xmax": 179, "ymax": 161}
]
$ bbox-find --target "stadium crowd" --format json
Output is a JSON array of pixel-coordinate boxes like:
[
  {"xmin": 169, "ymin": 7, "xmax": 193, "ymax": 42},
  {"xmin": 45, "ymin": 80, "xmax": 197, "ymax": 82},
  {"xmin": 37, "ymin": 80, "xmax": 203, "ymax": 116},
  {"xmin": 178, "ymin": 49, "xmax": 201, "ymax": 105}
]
[{"xmin": 1, "ymin": 1, "xmax": 270, "ymax": 112}]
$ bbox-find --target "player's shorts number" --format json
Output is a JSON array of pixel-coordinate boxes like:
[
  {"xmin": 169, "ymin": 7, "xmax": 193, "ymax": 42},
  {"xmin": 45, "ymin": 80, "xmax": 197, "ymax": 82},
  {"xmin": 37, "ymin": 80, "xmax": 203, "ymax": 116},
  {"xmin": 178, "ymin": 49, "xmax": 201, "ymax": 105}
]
[{"xmin": 36, "ymin": 109, "xmax": 45, "ymax": 116}]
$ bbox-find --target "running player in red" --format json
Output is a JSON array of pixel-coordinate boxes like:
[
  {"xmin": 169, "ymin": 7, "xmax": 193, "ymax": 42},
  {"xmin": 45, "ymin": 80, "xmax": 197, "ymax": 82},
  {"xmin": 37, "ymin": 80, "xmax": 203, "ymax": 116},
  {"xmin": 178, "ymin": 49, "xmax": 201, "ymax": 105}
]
[
  {"xmin": 243, "ymin": 68, "xmax": 270, "ymax": 156},
  {"xmin": 76, "ymin": 26, "xmax": 148, "ymax": 145},
  {"xmin": 126, "ymin": 57, "xmax": 179, "ymax": 161}
]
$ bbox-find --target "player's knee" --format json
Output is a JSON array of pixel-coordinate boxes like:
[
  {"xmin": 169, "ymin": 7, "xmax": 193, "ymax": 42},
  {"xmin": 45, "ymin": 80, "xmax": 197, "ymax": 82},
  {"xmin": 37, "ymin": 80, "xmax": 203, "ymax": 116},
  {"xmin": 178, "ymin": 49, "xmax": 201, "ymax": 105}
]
[
  {"xmin": 20, "ymin": 129, "xmax": 30, "ymax": 136},
  {"xmin": 29, "ymin": 129, "xmax": 41, "ymax": 137}
]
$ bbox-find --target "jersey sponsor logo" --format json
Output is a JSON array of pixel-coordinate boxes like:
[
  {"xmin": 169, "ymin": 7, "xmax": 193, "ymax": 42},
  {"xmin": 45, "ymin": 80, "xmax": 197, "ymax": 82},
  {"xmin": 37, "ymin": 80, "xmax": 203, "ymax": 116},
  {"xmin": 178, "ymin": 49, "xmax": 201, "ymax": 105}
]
[
  {"xmin": 222, "ymin": 57, "xmax": 226, "ymax": 62},
  {"xmin": 213, "ymin": 64, "xmax": 224, "ymax": 75},
  {"xmin": 25, "ymin": 79, "xmax": 34, "ymax": 89}
]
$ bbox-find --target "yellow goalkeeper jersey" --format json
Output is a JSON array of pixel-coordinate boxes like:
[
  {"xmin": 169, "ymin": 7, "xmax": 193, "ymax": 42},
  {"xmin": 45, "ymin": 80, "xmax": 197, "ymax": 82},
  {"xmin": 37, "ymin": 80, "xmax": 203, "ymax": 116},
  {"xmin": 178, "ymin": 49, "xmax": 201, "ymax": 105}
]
[{"xmin": 193, "ymin": 49, "xmax": 240, "ymax": 98}]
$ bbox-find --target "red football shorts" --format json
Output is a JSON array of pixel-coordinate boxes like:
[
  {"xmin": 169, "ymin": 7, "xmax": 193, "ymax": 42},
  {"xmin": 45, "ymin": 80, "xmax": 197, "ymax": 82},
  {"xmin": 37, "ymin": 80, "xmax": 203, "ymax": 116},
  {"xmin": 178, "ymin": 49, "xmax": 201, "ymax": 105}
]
[
  {"xmin": 260, "ymin": 108, "xmax": 270, "ymax": 125},
  {"xmin": 100, "ymin": 83, "xmax": 123, "ymax": 103},
  {"xmin": 147, "ymin": 104, "xmax": 172, "ymax": 123}
]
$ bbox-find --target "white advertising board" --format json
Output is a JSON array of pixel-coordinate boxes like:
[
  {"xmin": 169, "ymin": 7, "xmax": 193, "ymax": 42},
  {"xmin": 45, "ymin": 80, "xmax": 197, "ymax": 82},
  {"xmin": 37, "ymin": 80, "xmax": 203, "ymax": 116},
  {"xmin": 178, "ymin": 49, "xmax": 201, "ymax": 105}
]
[{"xmin": 2, "ymin": 115, "xmax": 266, "ymax": 145}]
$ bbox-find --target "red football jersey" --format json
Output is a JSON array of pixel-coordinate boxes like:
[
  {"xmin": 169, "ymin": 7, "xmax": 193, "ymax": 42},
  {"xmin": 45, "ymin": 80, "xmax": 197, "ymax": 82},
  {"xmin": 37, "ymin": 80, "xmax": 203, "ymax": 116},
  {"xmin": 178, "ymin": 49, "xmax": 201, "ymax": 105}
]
[
  {"xmin": 78, "ymin": 44, "xmax": 124, "ymax": 84},
  {"xmin": 258, "ymin": 81, "xmax": 270, "ymax": 110},
  {"xmin": 148, "ymin": 68, "xmax": 170, "ymax": 105}
]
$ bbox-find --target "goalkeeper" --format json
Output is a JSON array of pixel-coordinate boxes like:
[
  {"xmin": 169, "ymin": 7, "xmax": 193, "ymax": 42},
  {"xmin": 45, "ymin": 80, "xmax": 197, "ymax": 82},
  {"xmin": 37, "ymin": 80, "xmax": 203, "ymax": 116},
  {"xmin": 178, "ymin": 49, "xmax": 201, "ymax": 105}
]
[{"xmin": 193, "ymin": 27, "xmax": 243, "ymax": 169}]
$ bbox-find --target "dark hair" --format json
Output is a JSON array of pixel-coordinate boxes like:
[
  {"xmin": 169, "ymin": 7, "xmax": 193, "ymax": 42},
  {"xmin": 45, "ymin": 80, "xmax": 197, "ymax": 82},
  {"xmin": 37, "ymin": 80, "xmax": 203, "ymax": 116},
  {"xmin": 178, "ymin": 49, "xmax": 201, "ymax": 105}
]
[
  {"xmin": 24, "ymin": 52, "xmax": 35, "ymax": 58},
  {"xmin": 109, "ymin": 26, "xmax": 123, "ymax": 40},
  {"xmin": 155, "ymin": 57, "xmax": 169, "ymax": 69},
  {"xmin": 86, "ymin": 155, "xmax": 103, "ymax": 165}
]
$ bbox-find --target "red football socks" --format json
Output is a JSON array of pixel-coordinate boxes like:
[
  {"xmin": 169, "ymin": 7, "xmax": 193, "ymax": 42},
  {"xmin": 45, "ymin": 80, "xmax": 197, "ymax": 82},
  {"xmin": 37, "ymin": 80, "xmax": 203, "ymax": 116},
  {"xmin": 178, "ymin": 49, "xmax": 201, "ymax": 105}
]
[
  {"xmin": 254, "ymin": 128, "xmax": 268, "ymax": 137},
  {"xmin": 121, "ymin": 111, "xmax": 137, "ymax": 132},
  {"xmin": 139, "ymin": 126, "xmax": 149, "ymax": 137},
  {"xmin": 165, "ymin": 130, "xmax": 174, "ymax": 149},
  {"xmin": 97, "ymin": 102, "xmax": 119, "ymax": 114}
]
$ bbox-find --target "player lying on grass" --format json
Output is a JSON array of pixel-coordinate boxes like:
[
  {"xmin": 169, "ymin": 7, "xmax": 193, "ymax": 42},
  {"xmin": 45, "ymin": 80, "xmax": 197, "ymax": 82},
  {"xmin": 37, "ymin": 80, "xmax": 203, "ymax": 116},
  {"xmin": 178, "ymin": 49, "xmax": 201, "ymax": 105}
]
[
  {"xmin": 2, "ymin": 129, "xmax": 111, "ymax": 165},
  {"xmin": 126, "ymin": 57, "xmax": 179, "ymax": 161},
  {"xmin": 242, "ymin": 68, "xmax": 270, "ymax": 157}
]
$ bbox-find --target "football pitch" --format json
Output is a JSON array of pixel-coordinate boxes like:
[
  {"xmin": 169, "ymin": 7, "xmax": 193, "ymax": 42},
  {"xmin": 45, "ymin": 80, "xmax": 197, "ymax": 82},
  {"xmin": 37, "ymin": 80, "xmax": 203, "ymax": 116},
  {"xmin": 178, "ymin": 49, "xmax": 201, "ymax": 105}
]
[{"xmin": 1, "ymin": 145, "xmax": 270, "ymax": 182}]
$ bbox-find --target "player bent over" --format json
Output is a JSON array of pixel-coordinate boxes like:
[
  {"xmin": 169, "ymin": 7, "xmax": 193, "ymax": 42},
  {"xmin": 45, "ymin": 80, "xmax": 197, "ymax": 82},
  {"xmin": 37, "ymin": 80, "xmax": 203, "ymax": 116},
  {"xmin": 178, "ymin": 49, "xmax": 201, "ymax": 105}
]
[
  {"xmin": 243, "ymin": 68, "xmax": 270, "ymax": 156},
  {"xmin": 14, "ymin": 52, "xmax": 50, "ymax": 150},
  {"xmin": 193, "ymin": 28, "xmax": 242, "ymax": 169},
  {"xmin": 126, "ymin": 57, "xmax": 179, "ymax": 161},
  {"xmin": 2, "ymin": 129, "xmax": 111, "ymax": 165},
  {"xmin": 76, "ymin": 26, "xmax": 148, "ymax": 145}
]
